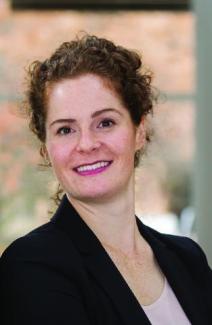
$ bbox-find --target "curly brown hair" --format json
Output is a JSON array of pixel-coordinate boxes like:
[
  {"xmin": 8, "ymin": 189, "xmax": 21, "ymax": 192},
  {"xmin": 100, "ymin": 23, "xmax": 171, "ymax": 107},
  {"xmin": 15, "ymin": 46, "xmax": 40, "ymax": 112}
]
[{"xmin": 25, "ymin": 34, "xmax": 156, "ymax": 203}]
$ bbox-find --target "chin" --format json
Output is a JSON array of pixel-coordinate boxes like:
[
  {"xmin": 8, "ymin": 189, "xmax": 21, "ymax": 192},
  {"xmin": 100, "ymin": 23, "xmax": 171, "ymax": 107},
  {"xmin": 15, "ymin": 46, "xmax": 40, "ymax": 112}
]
[{"xmin": 67, "ymin": 187, "xmax": 118, "ymax": 203}]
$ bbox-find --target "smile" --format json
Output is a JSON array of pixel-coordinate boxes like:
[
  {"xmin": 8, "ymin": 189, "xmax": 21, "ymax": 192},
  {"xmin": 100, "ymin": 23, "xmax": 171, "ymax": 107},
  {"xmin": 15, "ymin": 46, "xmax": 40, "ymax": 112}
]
[{"xmin": 74, "ymin": 161, "xmax": 112, "ymax": 175}]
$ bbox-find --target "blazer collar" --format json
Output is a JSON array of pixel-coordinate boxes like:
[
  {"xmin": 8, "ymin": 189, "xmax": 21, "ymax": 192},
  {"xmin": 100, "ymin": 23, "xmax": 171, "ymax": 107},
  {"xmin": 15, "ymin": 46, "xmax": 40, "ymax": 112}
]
[
  {"xmin": 51, "ymin": 194, "xmax": 108, "ymax": 255},
  {"xmin": 51, "ymin": 195, "xmax": 208, "ymax": 325},
  {"xmin": 51, "ymin": 195, "xmax": 151, "ymax": 324},
  {"xmin": 51, "ymin": 195, "xmax": 162, "ymax": 256}
]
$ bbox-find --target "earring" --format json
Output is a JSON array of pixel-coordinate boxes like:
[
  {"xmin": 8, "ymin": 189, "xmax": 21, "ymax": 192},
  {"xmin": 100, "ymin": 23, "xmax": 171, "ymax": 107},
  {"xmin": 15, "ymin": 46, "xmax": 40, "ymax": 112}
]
[{"xmin": 44, "ymin": 157, "xmax": 52, "ymax": 167}]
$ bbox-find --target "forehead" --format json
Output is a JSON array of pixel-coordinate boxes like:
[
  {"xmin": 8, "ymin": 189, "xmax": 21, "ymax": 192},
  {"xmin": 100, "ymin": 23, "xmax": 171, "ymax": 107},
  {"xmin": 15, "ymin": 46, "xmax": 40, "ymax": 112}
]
[
  {"xmin": 46, "ymin": 74, "xmax": 125, "ymax": 118},
  {"xmin": 48, "ymin": 73, "xmax": 119, "ymax": 96}
]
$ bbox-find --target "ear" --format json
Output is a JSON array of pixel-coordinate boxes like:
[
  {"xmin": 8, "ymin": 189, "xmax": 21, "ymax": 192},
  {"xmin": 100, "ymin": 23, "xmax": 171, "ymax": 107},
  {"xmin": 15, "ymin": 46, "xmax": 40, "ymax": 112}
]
[
  {"xmin": 135, "ymin": 118, "xmax": 146, "ymax": 151},
  {"xmin": 40, "ymin": 143, "xmax": 50, "ymax": 160}
]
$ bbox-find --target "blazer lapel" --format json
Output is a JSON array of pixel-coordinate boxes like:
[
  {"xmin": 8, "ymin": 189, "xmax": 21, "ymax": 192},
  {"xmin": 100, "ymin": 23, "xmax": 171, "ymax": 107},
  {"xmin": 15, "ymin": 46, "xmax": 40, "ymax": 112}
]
[
  {"xmin": 137, "ymin": 219, "xmax": 209, "ymax": 325},
  {"xmin": 51, "ymin": 195, "xmax": 208, "ymax": 325},
  {"xmin": 83, "ymin": 249, "xmax": 151, "ymax": 325},
  {"xmin": 51, "ymin": 195, "xmax": 151, "ymax": 325}
]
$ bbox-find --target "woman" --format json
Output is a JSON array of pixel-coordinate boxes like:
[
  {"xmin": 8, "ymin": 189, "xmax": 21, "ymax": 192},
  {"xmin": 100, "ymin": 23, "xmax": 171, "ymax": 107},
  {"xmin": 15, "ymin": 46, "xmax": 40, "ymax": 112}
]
[{"xmin": 0, "ymin": 34, "xmax": 211, "ymax": 325}]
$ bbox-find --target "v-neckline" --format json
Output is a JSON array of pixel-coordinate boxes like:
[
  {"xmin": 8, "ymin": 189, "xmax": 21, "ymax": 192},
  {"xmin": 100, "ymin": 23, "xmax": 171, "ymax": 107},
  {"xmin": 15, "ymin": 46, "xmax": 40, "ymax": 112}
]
[{"xmin": 51, "ymin": 195, "xmax": 209, "ymax": 325}]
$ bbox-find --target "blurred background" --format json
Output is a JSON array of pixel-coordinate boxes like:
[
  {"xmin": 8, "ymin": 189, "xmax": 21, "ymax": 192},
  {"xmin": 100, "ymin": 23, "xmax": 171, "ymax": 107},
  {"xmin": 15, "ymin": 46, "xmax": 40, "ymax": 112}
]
[{"xmin": 0, "ymin": 0, "xmax": 196, "ymax": 253}]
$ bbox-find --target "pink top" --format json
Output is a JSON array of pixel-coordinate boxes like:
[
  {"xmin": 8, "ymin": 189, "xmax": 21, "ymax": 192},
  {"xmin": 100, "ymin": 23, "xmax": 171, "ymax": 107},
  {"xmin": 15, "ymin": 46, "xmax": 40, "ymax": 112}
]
[{"xmin": 142, "ymin": 278, "xmax": 191, "ymax": 324}]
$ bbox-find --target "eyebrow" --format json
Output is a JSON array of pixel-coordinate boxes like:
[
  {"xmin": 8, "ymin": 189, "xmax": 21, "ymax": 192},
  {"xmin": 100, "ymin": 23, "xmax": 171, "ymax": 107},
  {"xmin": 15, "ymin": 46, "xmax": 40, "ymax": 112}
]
[{"xmin": 49, "ymin": 108, "xmax": 122, "ymax": 127}]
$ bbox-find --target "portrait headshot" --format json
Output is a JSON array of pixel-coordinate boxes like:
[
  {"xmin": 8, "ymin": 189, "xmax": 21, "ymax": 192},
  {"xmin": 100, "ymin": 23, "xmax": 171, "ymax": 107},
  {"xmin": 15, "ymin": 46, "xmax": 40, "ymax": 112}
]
[{"xmin": 1, "ymin": 1, "xmax": 212, "ymax": 324}]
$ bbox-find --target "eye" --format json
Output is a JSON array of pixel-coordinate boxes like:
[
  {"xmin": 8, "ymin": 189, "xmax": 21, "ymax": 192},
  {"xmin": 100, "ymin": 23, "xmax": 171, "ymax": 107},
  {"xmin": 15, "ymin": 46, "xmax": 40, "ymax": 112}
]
[
  {"xmin": 98, "ymin": 119, "xmax": 115, "ymax": 128},
  {"xmin": 57, "ymin": 126, "xmax": 74, "ymax": 135}
]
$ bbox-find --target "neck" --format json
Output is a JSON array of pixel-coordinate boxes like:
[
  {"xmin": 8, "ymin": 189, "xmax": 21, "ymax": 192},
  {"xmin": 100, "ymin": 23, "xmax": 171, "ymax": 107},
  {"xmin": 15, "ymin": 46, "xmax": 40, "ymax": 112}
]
[{"xmin": 67, "ymin": 184, "xmax": 144, "ymax": 257}]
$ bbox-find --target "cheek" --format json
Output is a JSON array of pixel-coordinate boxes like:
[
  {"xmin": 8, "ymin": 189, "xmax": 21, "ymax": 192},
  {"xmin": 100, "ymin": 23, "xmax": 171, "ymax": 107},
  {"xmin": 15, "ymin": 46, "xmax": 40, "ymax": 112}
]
[
  {"xmin": 109, "ymin": 130, "xmax": 136, "ymax": 160},
  {"xmin": 47, "ymin": 142, "xmax": 70, "ymax": 166}
]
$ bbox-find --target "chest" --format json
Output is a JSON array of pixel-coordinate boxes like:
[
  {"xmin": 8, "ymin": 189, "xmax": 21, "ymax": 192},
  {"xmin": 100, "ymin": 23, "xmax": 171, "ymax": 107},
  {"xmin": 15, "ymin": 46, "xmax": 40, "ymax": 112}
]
[{"xmin": 104, "ymin": 247, "xmax": 165, "ymax": 306}]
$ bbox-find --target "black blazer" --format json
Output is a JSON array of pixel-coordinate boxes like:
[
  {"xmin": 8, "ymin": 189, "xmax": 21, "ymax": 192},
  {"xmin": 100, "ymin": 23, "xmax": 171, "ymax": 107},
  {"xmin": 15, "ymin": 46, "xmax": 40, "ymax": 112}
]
[{"xmin": 1, "ymin": 195, "xmax": 212, "ymax": 325}]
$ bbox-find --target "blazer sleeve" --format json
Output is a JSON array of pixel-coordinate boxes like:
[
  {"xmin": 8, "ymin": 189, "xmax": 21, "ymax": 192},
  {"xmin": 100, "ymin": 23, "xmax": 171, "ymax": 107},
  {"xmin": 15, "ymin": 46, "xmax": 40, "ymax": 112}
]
[
  {"xmin": 192, "ymin": 239, "xmax": 212, "ymax": 309},
  {"xmin": 0, "ymin": 234, "xmax": 91, "ymax": 325}
]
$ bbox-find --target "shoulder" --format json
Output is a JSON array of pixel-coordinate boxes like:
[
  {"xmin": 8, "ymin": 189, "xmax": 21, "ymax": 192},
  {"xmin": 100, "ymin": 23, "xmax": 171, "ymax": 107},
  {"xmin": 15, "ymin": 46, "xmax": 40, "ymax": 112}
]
[
  {"xmin": 1, "ymin": 222, "xmax": 61, "ymax": 259},
  {"xmin": 0, "ymin": 220, "xmax": 82, "ymax": 272},
  {"xmin": 0, "ymin": 220, "xmax": 84, "ymax": 303},
  {"xmin": 142, "ymin": 222, "xmax": 211, "ymax": 272},
  {"xmin": 0, "ymin": 222, "xmax": 91, "ymax": 324},
  {"xmin": 158, "ymin": 230, "xmax": 207, "ymax": 262}
]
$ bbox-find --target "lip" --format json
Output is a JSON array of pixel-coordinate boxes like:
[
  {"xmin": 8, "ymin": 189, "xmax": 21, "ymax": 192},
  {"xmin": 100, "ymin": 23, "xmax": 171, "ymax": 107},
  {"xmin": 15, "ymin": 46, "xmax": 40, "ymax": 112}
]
[
  {"xmin": 73, "ymin": 160, "xmax": 112, "ymax": 169},
  {"xmin": 73, "ymin": 160, "xmax": 113, "ymax": 176}
]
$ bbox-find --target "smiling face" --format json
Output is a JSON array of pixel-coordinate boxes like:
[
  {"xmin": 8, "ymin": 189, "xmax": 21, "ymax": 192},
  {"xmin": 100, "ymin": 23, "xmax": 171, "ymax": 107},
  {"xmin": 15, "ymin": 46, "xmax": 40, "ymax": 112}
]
[{"xmin": 45, "ymin": 74, "xmax": 145, "ymax": 203}]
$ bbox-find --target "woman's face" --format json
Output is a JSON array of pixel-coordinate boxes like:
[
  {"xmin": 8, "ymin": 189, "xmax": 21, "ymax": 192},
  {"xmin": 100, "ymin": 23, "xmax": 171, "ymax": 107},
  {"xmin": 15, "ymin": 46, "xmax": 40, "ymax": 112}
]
[{"xmin": 45, "ymin": 74, "xmax": 145, "ymax": 203}]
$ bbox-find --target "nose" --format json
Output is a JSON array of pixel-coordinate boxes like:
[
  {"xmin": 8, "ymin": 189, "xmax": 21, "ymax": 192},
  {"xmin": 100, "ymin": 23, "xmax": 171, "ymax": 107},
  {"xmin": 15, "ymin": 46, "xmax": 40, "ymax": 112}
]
[{"xmin": 76, "ymin": 129, "xmax": 101, "ymax": 153}]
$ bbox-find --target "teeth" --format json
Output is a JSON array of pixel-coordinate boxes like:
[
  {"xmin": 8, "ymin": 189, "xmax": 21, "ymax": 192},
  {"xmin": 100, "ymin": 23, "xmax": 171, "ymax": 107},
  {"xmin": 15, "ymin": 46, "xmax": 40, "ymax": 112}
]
[{"xmin": 77, "ymin": 161, "xmax": 110, "ymax": 172}]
